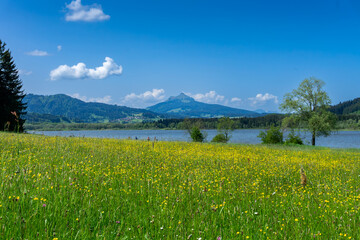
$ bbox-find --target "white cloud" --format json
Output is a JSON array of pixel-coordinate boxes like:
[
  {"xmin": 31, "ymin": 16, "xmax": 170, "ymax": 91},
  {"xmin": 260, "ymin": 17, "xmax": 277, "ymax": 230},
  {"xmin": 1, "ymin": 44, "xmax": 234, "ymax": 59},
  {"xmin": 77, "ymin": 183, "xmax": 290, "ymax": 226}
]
[
  {"xmin": 18, "ymin": 70, "xmax": 32, "ymax": 76},
  {"xmin": 26, "ymin": 50, "xmax": 49, "ymax": 56},
  {"xmin": 57, "ymin": 45, "xmax": 62, "ymax": 51},
  {"xmin": 187, "ymin": 91, "xmax": 225, "ymax": 104},
  {"xmin": 231, "ymin": 97, "xmax": 242, "ymax": 103},
  {"xmin": 65, "ymin": 0, "xmax": 110, "ymax": 22},
  {"xmin": 70, "ymin": 93, "xmax": 112, "ymax": 104},
  {"xmin": 50, "ymin": 57, "xmax": 122, "ymax": 80},
  {"xmin": 122, "ymin": 89, "xmax": 166, "ymax": 108},
  {"xmin": 248, "ymin": 93, "xmax": 279, "ymax": 106}
]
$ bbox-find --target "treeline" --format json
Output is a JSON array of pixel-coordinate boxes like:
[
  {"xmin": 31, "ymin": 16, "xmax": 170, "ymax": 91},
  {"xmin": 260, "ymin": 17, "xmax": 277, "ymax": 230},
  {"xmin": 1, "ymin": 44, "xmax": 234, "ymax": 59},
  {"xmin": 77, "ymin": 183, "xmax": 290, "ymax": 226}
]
[
  {"xmin": 25, "ymin": 113, "xmax": 360, "ymax": 131},
  {"xmin": 330, "ymin": 98, "xmax": 360, "ymax": 115},
  {"xmin": 336, "ymin": 115, "xmax": 360, "ymax": 129},
  {"xmin": 25, "ymin": 114, "xmax": 285, "ymax": 131}
]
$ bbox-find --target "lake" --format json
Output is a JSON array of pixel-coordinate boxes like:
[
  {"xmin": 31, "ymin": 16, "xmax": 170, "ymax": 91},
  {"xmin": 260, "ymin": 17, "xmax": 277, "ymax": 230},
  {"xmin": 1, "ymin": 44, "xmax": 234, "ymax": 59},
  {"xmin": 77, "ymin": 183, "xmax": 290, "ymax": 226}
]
[{"xmin": 30, "ymin": 129, "xmax": 360, "ymax": 149}]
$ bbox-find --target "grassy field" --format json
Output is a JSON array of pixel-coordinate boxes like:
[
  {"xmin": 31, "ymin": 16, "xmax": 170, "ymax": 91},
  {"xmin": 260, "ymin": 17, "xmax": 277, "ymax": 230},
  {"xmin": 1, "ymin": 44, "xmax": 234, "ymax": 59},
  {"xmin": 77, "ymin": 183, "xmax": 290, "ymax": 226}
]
[{"xmin": 0, "ymin": 132, "xmax": 359, "ymax": 239}]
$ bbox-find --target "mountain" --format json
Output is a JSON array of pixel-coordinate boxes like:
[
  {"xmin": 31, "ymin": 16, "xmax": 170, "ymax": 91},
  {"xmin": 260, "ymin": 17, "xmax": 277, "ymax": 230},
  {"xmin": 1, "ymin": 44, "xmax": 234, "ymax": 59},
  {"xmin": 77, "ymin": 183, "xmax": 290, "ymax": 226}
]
[
  {"xmin": 25, "ymin": 112, "xmax": 73, "ymax": 123},
  {"xmin": 24, "ymin": 94, "xmax": 163, "ymax": 123},
  {"xmin": 255, "ymin": 109, "xmax": 267, "ymax": 114},
  {"xmin": 330, "ymin": 98, "xmax": 360, "ymax": 115},
  {"xmin": 147, "ymin": 93, "xmax": 261, "ymax": 118}
]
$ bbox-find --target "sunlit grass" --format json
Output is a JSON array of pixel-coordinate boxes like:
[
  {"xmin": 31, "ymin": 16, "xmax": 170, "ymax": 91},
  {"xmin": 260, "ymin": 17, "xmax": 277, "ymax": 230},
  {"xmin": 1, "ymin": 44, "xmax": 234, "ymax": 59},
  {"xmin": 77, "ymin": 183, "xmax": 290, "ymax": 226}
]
[{"xmin": 0, "ymin": 132, "xmax": 359, "ymax": 239}]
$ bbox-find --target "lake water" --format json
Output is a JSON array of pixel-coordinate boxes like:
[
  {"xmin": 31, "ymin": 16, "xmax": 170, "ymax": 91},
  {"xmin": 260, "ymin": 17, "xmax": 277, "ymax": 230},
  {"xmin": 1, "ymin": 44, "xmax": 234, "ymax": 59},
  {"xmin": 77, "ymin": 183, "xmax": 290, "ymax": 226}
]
[{"xmin": 30, "ymin": 129, "xmax": 360, "ymax": 149}]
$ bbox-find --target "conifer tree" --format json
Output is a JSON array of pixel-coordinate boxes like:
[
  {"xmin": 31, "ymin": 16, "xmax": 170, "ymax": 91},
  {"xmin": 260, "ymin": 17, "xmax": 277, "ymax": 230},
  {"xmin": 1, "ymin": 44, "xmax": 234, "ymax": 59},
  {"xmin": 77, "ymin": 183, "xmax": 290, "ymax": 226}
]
[{"xmin": 0, "ymin": 40, "xmax": 26, "ymax": 132}]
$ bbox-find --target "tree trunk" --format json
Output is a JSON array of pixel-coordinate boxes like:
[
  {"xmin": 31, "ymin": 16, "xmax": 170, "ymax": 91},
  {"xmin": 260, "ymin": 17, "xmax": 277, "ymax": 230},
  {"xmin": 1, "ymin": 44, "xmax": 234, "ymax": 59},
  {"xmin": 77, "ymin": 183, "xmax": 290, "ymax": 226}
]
[{"xmin": 312, "ymin": 131, "xmax": 316, "ymax": 146}]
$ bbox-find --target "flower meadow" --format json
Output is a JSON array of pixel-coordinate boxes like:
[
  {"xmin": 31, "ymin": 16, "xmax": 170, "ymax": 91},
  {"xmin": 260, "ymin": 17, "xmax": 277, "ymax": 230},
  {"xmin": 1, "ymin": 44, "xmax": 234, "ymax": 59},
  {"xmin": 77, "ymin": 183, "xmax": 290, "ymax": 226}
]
[{"xmin": 1, "ymin": 133, "xmax": 360, "ymax": 239}]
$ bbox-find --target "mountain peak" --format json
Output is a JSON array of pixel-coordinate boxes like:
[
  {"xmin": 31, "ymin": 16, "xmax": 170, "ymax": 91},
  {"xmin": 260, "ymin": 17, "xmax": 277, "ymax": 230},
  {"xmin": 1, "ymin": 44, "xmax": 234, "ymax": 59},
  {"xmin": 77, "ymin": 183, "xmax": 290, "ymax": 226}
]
[{"xmin": 167, "ymin": 93, "xmax": 194, "ymax": 102}]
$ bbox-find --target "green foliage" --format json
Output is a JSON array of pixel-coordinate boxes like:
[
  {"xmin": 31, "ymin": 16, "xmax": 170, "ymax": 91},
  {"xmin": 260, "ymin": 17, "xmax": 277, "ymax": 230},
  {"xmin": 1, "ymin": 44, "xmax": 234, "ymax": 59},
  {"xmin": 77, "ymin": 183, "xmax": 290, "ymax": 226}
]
[
  {"xmin": 280, "ymin": 77, "xmax": 337, "ymax": 145},
  {"xmin": 190, "ymin": 126, "xmax": 205, "ymax": 142},
  {"xmin": 211, "ymin": 133, "xmax": 228, "ymax": 143},
  {"xmin": 216, "ymin": 117, "xmax": 234, "ymax": 142},
  {"xmin": 0, "ymin": 40, "xmax": 26, "ymax": 132},
  {"xmin": 330, "ymin": 97, "xmax": 360, "ymax": 115},
  {"xmin": 285, "ymin": 130, "xmax": 303, "ymax": 145},
  {"xmin": 25, "ymin": 114, "xmax": 287, "ymax": 131},
  {"xmin": 258, "ymin": 126, "xmax": 284, "ymax": 144},
  {"xmin": 336, "ymin": 117, "xmax": 360, "ymax": 130}
]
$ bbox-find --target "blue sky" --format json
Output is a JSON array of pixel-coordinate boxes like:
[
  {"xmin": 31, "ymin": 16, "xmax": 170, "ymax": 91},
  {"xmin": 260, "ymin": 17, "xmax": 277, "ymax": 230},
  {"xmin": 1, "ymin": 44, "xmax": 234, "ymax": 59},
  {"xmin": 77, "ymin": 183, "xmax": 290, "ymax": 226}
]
[{"xmin": 1, "ymin": 0, "xmax": 360, "ymax": 111}]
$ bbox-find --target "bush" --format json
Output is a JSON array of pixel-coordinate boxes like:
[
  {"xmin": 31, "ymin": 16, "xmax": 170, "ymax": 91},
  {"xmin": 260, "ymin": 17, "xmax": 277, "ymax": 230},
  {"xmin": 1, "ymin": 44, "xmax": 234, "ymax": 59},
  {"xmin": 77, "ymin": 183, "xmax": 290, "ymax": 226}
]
[
  {"xmin": 258, "ymin": 126, "xmax": 283, "ymax": 144},
  {"xmin": 211, "ymin": 133, "xmax": 228, "ymax": 143},
  {"xmin": 285, "ymin": 130, "xmax": 303, "ymax": 145},
  {"xmin": 190, "ymin": 126, "xmax": 205, "ymax": 142}
]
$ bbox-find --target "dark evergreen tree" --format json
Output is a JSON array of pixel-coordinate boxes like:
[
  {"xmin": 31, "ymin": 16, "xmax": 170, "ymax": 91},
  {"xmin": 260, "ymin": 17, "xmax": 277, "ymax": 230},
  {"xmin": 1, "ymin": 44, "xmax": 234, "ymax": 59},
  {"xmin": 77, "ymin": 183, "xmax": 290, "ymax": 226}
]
[{"xmin": 0, "ymin": 40, "xmax": 26, "ymax": 132}]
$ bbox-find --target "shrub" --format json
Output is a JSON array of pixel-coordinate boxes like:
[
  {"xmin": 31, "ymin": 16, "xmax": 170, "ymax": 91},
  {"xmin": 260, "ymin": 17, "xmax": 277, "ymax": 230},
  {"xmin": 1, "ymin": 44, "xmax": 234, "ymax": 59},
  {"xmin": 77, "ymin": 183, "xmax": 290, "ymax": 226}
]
[
  {"xmin": 285, "ymin": 130, "xmax": 303, "ymax": 145},
  {"xmin": 258, "ymin": 126, "xmax": 283, "ymax": 144},
  {"xmin": 190, "ymin": 126, "xmax": 205, "ymax": 142},
  {"xmin": 211, "ymin": 133, "xmax": 228, "ymax": 143}
]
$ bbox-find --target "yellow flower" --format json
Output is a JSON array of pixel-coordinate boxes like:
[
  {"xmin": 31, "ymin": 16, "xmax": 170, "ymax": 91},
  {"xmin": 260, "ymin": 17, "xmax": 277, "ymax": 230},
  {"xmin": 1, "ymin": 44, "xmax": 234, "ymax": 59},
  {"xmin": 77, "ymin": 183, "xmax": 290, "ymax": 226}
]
[
  {"xmin": 34, "ymin": 197, "xmax": 38, "ymax": 200},
  {"xmin": 295, "ymin": 219, "xmax": 298, "ymax": 222}
]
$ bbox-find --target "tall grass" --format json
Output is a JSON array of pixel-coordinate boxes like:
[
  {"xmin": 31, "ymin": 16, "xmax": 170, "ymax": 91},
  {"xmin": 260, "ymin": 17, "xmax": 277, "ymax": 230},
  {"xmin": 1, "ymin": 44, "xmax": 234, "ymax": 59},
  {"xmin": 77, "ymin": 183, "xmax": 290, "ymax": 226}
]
[{"xmin": 0, "ymin": 132, "xmax": 359, "ymax": 239}]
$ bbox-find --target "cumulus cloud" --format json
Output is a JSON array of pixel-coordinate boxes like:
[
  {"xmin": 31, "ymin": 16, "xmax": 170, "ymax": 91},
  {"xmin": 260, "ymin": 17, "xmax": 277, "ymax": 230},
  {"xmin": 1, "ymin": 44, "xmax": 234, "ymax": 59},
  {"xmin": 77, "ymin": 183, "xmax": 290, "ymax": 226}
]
[
  {"xmin": 248, "ymin": 93, "xmax": 279, "ymax": 106},
  {"xmin": 187, "ymin": 91, "xmax": 226, "ymax": 104},
  {"xmin": 122, "ymin": 89, "xmax": 166, "ymax": 108},
  {"xmin": 57, "ymin": 45, "xmax": 62, "ymax": 51},
  {"xmin": 71, "ymin": 93, "xmax": 112, "ymax": 104},
  {"xmin": 50, "ymin": 57, "xmax": 122, "ymax": 80},
  {"xmin": 65, "ymin": 0, "xmax": 110, "ymax": 22},
  {"xmin": 26, "ymin": 50, "xmax": 49, "ymax": 56}
]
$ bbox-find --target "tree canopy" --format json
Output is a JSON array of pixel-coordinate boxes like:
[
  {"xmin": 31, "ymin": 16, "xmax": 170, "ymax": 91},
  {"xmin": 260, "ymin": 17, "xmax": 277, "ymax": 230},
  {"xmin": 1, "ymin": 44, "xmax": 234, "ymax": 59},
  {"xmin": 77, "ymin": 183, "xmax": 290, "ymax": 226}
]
[
  {"xmin": 280, "ymin": 77, "xmax": 336, "ymax": 145},
  {"xmin": 215, "ymin": 117, "xmax": 234, "ymax": 143}
]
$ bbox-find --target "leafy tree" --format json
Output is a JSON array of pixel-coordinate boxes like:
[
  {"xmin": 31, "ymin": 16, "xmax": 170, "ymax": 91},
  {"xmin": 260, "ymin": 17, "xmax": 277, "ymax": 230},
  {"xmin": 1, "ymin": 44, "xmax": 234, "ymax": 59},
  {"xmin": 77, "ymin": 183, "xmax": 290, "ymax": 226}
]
[
  {"xmin": 216, "ymin": 117, "xmax": 234, "ymax": 142},
  {"xmin": 284, "ymin": 130, "xmax": 303, "ymax": 145},
  {"xmin": 211, "ymin": 133, "xmax": 228, "ymax": 143},
  {"xmin": 280, "ymin": 77, "xmax": 336, "ymax": 145},
  {"xmin": 0, "ymin": 40, "xmax": 26, "ymax": 132},
  {"xmin": 258, "ymin": 125, "xmax": 284, "ymax": 144},
  {"xmin": 190, "ymin": 126, "xmax": 205, "ymax": 142}
]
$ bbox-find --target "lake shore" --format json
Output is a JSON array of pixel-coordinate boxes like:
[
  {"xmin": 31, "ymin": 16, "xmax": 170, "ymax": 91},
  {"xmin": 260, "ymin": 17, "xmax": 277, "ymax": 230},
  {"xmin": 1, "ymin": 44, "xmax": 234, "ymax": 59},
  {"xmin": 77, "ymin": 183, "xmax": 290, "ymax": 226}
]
[{"xmin": 29, "ymin": 129, "xmax": 360, "ymax": 149}]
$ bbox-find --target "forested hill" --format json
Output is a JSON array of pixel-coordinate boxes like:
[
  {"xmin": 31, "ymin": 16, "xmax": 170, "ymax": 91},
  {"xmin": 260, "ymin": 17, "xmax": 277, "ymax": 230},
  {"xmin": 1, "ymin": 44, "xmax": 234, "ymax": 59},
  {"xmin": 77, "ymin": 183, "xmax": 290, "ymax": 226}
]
[
  {"xmin": 330, "ymin": 98, "xmax": 360, "ymax": 115},
  {"xmin": 24, "ymin": 94, "xmax": 163, "ymax": 123},
  {"xmin": 147, "ymin": 93, "xmax": 261, "ymax": 118}
]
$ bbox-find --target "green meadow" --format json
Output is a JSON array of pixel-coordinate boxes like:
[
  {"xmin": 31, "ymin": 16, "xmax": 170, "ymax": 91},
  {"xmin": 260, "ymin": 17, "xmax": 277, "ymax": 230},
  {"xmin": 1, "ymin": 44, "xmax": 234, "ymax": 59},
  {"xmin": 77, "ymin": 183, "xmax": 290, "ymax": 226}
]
[{"xmin": 1, "ymin": 132, "xmax": 359, "ymax": 239}]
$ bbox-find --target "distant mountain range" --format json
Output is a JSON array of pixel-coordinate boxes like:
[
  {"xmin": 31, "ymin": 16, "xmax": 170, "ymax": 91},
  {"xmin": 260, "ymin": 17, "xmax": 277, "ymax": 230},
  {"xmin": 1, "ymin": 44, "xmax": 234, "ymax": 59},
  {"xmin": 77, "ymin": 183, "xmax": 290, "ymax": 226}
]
[
  {"xmin": 24, "ymin": 94, "xmax": 163, "ymax": 123},
  {"xmin": 147, "ymin": 93, "xmax": 261, "ymax": 118},
  {"xmin": 24, "ymin": 93, "xmax": 262, "ymax": 123},
  {"xmin": 23, "ymin": 93, "xmax": 360, "ymax": 124}
]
